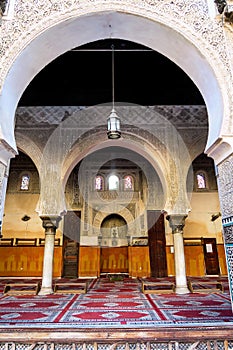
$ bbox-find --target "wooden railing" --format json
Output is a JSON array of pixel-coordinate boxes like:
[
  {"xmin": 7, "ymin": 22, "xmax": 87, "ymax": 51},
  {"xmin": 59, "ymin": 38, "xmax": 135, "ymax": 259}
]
[{"xmin": 0, "ymin": 237, "xmax": 61, "ymax": 246}]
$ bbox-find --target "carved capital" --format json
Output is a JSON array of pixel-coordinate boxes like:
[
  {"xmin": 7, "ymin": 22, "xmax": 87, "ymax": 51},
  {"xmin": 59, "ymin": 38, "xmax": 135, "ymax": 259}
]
[
  {"xmin": 166, "ymin": 214, "xmax": 187, "ymax": 233},
  {"xmin": 40, "ymin": 215, "xmax": 61, "ymax": 232}
]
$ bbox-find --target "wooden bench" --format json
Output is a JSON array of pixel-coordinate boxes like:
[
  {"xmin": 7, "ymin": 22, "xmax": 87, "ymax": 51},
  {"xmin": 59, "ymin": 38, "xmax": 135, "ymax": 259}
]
[
  {"xmin": 4, "ymin": 283, "xmax": 40, "ymax": 295},
  {"xmin": 188, "ymin": 280, "xmax": 224, "ymax": 293},
  {"xmin": 53, "ymin": 282, "xmax": 87, "ymax": 294},
  {"xmin": 142, "ymin": 281, "xmax": 175, "ymax": 294}
]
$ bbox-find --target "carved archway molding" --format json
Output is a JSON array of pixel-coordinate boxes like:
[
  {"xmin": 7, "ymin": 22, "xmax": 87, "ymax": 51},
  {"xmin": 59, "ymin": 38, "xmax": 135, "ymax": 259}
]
[
  {"xmin": 15, "ymin": 132, "xmax": 43, "ymax": 172},
  {"xmin": 206, "ymin": 136, "xmax": 233, "ymax": 165},
  {"xmin": 0, "ymin": 1, "xmax": 232, "ymax": 155},
  {"xmin": 93, "ymin": 203, "xmax": 135, "ymax": 235}
]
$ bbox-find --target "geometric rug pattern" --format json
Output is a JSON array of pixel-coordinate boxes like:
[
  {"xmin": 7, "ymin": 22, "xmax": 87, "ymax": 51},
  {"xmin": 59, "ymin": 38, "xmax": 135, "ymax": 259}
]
[{"xmin": 0, "ymin": 277, "xmax": 232, "ymax": 330}]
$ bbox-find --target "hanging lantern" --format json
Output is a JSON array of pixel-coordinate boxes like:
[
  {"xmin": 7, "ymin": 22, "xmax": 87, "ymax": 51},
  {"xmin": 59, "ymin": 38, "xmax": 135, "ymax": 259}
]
[
  {"xmin": 107, "ymin": 108, "xmax": 121, "ymax": 139},
  {"xmin": 107, "ymin": 44, "xmax": 121, "ymax": 139}
]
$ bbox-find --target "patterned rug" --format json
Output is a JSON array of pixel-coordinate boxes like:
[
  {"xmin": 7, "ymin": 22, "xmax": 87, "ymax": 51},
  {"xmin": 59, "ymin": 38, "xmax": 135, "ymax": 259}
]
[{"xmin": 0, "ymin": 277, "xmax": 232, "ymax": 330}]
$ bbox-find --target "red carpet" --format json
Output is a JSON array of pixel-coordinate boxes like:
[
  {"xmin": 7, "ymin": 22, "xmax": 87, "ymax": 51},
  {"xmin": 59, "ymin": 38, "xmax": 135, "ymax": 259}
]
[{"xmin": 0, "ymin": 276, "xmax": 231, "ymax": 331}]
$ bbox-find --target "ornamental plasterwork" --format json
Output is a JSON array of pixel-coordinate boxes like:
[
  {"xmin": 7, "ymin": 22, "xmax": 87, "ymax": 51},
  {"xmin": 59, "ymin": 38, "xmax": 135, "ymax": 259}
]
[
  {"xmin": 224, "ymin": 28, "xmax": 233, "ymax": 72},
  {"xmin": 217, "ymin": 154, "xmax": 233, "ymax": 217},
  {"xmin": 223, "ymin": 225, "xmax": 233, "ymax": 244},
  {"xmin": 0, "ymin": 1, "xmax": 233, "ymax": 117}
]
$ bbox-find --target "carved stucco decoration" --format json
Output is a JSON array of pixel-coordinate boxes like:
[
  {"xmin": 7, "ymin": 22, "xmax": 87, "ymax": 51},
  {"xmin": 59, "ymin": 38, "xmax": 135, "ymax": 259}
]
[
  {"xmin": 224, "ymin": 26, "xmax": 233, "ymax": 72},
  {"xmin": 217, "ymin": 154, "xmax": 233, "ymax": 217},
  {"xmin": 0, "ymin": 0, "xmax": 233, "ymax": 133},
  {"xmin": 92, "ymin": 203, "xmax": 135, "ymax": 234}
]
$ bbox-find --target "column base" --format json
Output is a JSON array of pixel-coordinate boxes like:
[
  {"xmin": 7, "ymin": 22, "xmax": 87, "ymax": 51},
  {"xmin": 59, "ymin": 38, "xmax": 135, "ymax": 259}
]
[
  {"xmin": 175, "ymin": 286, "xmax": 190, "ymax": 294},
  {"xmin": 38, "ymin": 287, "xmax": 54, "ymax": 295}
]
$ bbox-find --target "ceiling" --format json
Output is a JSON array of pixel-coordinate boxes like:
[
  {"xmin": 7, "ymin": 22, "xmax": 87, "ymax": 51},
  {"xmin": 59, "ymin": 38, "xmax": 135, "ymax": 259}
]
[{"xmin": 19, "ymin": 39, "xmax": 205, "ymax": 107}]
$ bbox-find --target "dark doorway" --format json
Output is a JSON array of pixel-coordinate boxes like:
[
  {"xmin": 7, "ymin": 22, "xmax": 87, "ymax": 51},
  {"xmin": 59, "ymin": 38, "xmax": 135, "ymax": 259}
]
[
  {"xmin": 147, "ymin": 210, "xmax": 167, "ymax": 277},
  {"xmin": 203, "ymin": 238, "xmax": 220, "ymax": 275}
]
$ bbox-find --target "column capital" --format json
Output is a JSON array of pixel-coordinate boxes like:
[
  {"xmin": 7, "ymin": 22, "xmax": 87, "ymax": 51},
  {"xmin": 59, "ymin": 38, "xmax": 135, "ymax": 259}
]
[
  {"xmin": 166, "ymin": 214, "xmax": 187, "ymax": 233},
  {"xmin": 205, "ymin": 136, "xmax": 233, "ymax": 165},
  {"xmin": 40, "ymin": 215, "xmax": 62, "ymax": 231},
  {"xmin": 0, "ymin": 137, "xmax": 17, "ymax": 166}
]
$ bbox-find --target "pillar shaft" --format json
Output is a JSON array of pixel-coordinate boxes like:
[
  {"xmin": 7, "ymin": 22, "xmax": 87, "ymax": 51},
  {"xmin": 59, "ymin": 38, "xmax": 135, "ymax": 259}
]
[
  {"xmin": 0, "ymin": 162, "xmax": 9, "ymax": 238},
  {"xmin": 39, "ymin": 216, "xmax": 61, "ymax": 295},
  {"xmin": 167, "ymin": 214, "xmax": 190, "ymax": 294}
]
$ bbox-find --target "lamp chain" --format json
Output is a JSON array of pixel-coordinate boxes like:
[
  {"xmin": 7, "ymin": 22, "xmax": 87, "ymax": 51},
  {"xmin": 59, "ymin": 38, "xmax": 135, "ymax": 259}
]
[{"xmin": 111, "ymin": 44, "xmax": 115, "ymax": 110}]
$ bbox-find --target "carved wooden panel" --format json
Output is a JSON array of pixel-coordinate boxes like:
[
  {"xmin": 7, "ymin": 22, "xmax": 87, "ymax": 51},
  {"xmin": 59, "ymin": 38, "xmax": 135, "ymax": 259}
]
[
  {"xmin": 0, "ymin": 247, "xmax": 62, "ymax": 277},
  {"xmin": 128, "ymin": 246, "xmax": 150, "ymax": 278},
  {"xmin": 78, "ymin": 246, "xmax": 100, "ymax": 277}
]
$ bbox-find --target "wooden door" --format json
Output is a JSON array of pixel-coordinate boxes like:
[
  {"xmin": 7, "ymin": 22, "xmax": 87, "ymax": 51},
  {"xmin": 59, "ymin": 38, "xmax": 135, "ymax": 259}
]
[
  {"xmin": 147, "ymin": 210, "xmax": 167, "ymax": 277},
  {"xmin": 62, "ymin": 211, "xmax": 81, "ymax": 278},
  {"xmin": 203, "ymin": 238, "xmax": 220, "ymax": 275}
]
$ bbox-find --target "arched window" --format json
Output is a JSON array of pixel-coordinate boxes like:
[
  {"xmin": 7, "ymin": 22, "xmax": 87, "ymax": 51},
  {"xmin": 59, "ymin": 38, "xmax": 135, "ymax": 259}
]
[
  {"xmin": 124, "ymin": 175, "xmax": 133, "ymax": 190},
  {"xmin": 20, "ymin": 174, "xmax": 30, "ymax": 190},
  {"xmin": 108, "ymin": 175, "xmax": 119, "ymax": 190},
  {"xmin": 196, "ymin": 172, "xmax": 207, "ymax": 189},
  {"xmin": 95, "ymin": 175, "xmax": 104, "ymax": 190}
]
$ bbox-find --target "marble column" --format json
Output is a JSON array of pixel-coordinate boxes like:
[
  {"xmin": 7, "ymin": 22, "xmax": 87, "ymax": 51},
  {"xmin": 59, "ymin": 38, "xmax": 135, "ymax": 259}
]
[
  {"xmin": 0, "ymin": 162, "xmax": 9, "ymax": 238},
  {"xmin": 39, "ymin": 216, "xmax": 61, "ymax": 295},
  {"xmin": 167, "ymin": 214, "xmax": 190, "ymax": 294}
]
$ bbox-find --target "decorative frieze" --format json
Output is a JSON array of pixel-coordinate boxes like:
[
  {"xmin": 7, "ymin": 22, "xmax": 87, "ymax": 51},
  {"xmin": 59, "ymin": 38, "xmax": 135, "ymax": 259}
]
[{"xmin": 16, "ymin": 105, "xmax": 207, "ymax": 128}]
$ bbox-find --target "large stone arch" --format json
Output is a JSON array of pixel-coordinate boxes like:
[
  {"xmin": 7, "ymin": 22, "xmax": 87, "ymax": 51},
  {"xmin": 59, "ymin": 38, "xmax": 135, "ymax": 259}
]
[
  {"xmin": 57, "ymin": 104, "xmax": 192, "ymax": 215},
  {"xmin": 61, "ymin": 113, "xmax": 170, "ymax": 196},
  {"xmin": 0, "ymin": 1, "xmax": 232, "ymax": 156}
]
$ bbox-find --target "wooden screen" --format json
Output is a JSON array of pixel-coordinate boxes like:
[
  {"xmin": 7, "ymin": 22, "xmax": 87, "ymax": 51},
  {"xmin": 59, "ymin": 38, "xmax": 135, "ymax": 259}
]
[
  {"xmin": 147, "ymin": 210, "xmax": 167, "ymax": 277},
  {"xmin": 100, "ymin": 247, "xmax": 128, "ymax": 273}
]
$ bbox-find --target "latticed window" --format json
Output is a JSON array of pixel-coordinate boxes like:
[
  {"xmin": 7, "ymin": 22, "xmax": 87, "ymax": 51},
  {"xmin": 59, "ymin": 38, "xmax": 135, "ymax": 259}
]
[
  {"xmin": 124, "ymin": 175, "xmax": 133, "ymax": 190},
  {"xmin": 196, "ymin": 172, "xmax": 206, "ymax": 189},
  {"xmin": 20, "ymin": 174, "xmax": 30, "ymax": 190},
  {"xmin": 108, "ymin": 175, "xmax": 119, "ymax": 190},
  {"xmin": 95, "ymin": 175, "xmax": 104, "ymax": 190}
]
